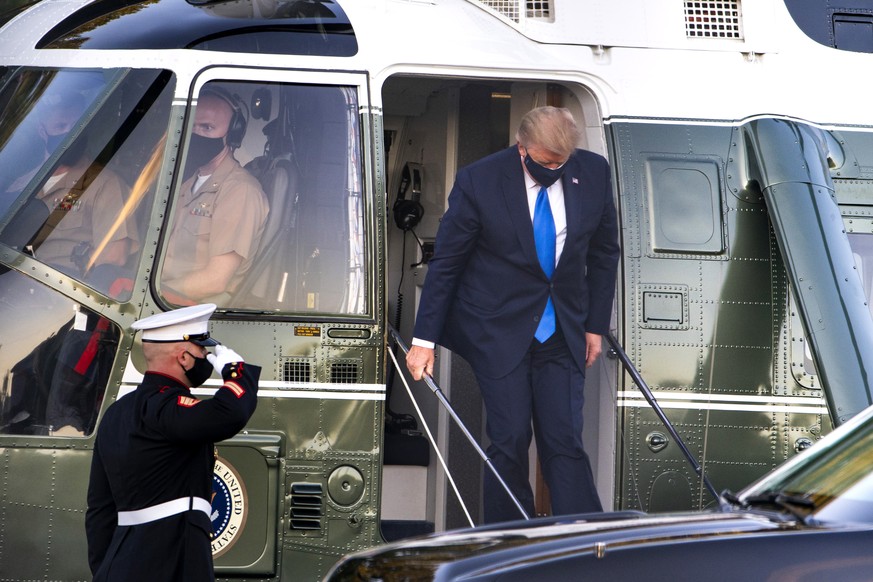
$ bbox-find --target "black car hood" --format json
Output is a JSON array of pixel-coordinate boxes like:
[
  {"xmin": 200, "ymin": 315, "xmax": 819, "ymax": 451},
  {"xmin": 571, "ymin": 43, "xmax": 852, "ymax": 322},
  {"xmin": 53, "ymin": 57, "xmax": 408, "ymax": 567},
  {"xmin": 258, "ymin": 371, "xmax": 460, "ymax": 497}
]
[{"xmin": 326, "ymin": 510, "xmax": 873, "ymax": 581}]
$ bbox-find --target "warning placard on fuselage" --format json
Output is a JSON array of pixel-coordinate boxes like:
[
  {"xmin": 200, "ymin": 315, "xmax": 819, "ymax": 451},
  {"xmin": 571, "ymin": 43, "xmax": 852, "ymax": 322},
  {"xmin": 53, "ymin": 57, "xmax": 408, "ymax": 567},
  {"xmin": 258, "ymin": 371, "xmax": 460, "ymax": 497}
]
[{"xmin": 294, "ymin": 326, "xmax": 321, "ymax": 337}]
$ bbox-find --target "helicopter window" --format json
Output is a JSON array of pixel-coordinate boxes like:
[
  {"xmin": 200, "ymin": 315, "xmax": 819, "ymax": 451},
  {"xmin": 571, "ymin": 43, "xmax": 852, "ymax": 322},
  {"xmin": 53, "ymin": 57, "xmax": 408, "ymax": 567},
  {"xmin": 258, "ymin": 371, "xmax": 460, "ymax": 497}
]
[
  {"xmin": 0, "ymin": 67, "xmax": 175, "ymax": 301},
  {"xmin": 158, "ymin": 80, "xmax": 366, "ymax": 315},
  {"xmin": 0, "ymin": 269, "xmax": 120, "ymax": 437}
]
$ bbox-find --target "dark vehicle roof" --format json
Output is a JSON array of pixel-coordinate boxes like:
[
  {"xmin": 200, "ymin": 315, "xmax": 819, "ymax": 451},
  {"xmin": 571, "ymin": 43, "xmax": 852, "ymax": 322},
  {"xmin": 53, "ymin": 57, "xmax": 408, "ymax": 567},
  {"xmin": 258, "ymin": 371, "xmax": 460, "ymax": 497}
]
[{"xmin": 37, "ymin": 0, "xmax": 356, "ymax": 56}]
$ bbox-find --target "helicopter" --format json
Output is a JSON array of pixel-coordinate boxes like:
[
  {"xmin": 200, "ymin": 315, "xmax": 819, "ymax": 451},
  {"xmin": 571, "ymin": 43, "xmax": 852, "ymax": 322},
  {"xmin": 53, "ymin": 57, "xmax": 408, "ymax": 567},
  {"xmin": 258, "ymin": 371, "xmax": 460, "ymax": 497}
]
[{"xmin": 0, "ymin": 0, "xmax": 872, "ymax": 580}]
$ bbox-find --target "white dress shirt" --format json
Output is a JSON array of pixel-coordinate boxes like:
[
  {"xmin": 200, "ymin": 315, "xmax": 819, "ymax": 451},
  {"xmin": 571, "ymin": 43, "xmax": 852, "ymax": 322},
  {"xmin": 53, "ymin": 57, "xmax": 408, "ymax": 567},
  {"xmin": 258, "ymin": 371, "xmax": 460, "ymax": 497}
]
[{"xmin": 523, "ymin": 166, "xmax": 567, "ymax": 265}]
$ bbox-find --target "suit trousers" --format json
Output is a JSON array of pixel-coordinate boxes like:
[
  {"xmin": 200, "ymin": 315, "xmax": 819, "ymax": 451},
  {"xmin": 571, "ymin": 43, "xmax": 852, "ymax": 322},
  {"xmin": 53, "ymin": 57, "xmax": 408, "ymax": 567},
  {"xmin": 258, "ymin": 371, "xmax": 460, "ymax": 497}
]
[{"xmin": 475, "ymin": 326, "xmax": 602, "ymax": 523}]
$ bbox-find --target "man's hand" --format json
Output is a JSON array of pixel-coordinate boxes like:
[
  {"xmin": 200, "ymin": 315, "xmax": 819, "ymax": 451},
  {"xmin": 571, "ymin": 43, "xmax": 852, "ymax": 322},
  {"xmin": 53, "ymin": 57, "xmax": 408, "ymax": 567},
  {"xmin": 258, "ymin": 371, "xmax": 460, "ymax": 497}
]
[
  {"xmin": 406, "ymin": 345, "xmax": 435, "ymax": 381},
  {"xmin": 585, "ymin": 332, "xmax": 603, "ymax": 368},
  {"xmin": 207, "ymin": 344, "xmax": 245, "ymax": 374}
]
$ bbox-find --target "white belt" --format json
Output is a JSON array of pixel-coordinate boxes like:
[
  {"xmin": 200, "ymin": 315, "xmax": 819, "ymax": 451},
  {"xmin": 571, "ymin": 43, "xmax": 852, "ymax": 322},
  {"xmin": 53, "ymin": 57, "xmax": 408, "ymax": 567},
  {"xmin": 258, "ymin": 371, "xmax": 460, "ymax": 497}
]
[{"xmin": 117, "ymin": 496, "xmax": 211, "ymax": 526}]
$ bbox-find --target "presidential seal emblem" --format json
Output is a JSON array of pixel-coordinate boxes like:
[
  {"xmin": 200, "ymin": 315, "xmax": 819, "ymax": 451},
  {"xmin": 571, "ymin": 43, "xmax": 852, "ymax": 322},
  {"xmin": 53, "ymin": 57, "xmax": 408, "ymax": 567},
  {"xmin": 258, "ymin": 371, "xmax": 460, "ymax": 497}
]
[{"xmin": 211, "ymin": 456, "xmax": 248, "ymax": 558}]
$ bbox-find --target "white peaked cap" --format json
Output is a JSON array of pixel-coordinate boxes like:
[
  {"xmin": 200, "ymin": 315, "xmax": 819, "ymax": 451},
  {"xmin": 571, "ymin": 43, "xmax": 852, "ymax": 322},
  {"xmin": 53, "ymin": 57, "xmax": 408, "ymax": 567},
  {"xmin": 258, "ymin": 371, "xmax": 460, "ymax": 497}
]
[{"xmin": 131, "ymin": 303, "xmax": 219, "ymax": 346}]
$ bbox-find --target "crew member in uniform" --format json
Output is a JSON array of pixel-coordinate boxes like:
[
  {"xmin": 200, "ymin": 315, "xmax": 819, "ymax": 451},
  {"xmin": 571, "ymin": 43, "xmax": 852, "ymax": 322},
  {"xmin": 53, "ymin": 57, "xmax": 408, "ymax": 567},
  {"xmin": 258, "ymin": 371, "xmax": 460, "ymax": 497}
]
[
  {"xmin": 33, "ymin": 154, "xmax": 137, "ymax": 281},
  {"xmin": 160, "ymin": 86, "xmax": 268, "ymax": 305},
  {"xmin": 85, "ymin": 303, "xmax": 260, "ymax": 581}
]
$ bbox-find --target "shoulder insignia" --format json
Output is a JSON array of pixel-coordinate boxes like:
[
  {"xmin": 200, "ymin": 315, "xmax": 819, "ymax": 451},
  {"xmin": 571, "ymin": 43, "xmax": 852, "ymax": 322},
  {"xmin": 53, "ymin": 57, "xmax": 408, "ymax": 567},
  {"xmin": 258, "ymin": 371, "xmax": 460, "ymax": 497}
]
[
  {"xmin": 177, "ymin": 395, "xmax": 201, "ymax": 407},
  {"xmin": 223, "ymin": 381, "xmax": 245, "ymax": 399}
]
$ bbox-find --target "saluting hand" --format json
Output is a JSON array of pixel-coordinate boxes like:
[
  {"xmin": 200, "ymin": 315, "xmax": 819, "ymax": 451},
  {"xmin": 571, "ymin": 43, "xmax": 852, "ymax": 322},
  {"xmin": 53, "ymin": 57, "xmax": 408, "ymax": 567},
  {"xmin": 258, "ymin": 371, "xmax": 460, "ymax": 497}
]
[{"xmin": 207, "ymin": 344, "xmax": 245, "ymax": 375}]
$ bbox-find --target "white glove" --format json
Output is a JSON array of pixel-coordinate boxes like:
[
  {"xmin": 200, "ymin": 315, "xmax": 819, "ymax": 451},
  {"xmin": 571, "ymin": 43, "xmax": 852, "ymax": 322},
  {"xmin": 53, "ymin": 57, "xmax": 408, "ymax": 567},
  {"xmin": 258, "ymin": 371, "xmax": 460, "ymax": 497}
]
[{"xmin": 206, "ymin": 344, "xmax": 244, "ymax": 375}]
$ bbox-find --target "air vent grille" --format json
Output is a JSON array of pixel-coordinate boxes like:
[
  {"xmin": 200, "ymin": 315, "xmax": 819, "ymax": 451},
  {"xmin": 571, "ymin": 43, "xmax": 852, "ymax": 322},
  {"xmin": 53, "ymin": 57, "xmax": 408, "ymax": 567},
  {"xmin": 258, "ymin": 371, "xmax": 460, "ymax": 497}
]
[
  {"xmin": 474, "ymin": 1, "xmax": 552, "ymax": 23},
  {"xmin": 289, "ymin": 482, "xmax": 323, "ymax": 531},
  {"xmin": 684, "ymin": 1, "xmax": 744, "ymax": 39},
  {"xmin": 329, "ymin": 360, "xmax": 360, "ymax": 384},
  {"xmin": 525, "ymin": 0, "xmax": 551, "ymax": 19},
  {"xmin": 282, "ymin": 359, "xmax": 313, "ymax": 383}
]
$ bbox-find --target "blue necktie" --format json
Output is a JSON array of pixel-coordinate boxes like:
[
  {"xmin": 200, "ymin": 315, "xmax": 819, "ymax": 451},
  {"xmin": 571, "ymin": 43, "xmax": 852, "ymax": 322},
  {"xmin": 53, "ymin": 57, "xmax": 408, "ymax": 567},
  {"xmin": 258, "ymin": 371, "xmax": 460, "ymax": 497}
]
[{"xmin": 533, "ymin": 186, "xmax": 556, "ymax": 342}]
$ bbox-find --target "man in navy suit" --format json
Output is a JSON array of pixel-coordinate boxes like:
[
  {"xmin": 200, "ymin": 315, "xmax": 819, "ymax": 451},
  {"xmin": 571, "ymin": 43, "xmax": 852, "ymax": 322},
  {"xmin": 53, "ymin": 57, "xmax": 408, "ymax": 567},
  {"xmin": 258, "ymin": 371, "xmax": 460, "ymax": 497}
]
[{"xmin": 406, "ymin": 106, "xmax": 619, "ymax": 523}]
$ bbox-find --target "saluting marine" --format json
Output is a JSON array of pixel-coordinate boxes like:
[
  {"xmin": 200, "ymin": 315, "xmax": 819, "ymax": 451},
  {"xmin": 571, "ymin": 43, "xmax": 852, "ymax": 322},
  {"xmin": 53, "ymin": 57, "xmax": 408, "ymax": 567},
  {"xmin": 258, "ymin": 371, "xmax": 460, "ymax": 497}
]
[{"xmin": 85, "ymin": 303, "xmax": 260, "ymax": 581}]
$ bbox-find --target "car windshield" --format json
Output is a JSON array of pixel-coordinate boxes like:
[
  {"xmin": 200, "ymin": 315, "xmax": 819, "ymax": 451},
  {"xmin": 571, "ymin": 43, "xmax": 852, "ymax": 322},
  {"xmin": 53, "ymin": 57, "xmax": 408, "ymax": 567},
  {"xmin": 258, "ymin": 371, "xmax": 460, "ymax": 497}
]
[
  {"xmin": 0, "ymin": 67, "xmax": 173, "ymax": 300},
  {"xmin": 740, "ymin": 405, "xmax": 873, "ymax": 524}
]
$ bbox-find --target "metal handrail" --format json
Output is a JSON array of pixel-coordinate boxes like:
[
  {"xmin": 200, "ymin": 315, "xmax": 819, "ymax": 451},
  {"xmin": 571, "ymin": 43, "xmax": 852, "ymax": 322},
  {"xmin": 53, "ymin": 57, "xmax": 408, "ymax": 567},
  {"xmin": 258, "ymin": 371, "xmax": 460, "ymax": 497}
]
[
  {"xmin": 388, "ymin": 327, "xmax": 720, "ymax": 517},
  {"xmin": 389, "ymin": 326, "xmax": 531, "ymax": 520},
  {"xmin": 605, "ymin": 333, "xmax": 721, "ymax": 503}
]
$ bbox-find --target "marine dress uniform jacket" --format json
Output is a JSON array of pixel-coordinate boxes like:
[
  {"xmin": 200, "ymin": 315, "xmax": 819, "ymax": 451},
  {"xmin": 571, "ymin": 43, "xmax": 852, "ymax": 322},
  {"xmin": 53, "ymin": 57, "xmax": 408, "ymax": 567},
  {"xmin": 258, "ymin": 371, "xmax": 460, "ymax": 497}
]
[
  {"xmin": 86, "ymin": 362, "xmax": 259, "ymax": 581},
  {"xmin": 413, "ymin": 145, "xmax": 619, "ymax": 378}
]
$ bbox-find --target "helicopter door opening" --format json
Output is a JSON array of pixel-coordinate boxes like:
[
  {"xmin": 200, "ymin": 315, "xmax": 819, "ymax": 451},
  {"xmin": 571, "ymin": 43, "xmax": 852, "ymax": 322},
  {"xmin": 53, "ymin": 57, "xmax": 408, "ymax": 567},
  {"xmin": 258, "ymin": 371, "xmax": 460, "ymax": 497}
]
[{"xmin": 381, "ymin": 76, "xmax": 612, "ymax": 532}]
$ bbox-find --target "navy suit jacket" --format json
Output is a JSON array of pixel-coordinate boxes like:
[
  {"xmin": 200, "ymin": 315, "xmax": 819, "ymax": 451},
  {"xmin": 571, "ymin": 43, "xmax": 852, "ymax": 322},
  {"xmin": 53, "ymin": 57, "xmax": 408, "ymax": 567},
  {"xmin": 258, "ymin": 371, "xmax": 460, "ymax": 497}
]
[{"xmin": 413, "ymin": 145, "xmax": 619, "ymax": 378}]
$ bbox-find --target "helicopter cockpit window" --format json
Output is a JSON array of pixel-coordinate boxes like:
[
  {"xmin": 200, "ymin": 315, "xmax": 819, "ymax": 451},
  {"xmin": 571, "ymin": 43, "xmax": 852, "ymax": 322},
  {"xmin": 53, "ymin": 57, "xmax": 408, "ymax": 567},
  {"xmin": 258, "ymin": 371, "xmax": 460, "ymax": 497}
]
[
  {"xmin": 0, "ymin": 67, "xmax": 174, "ymax": 300},
  {"xmin": 0, "ymin": 269, "xmax": 120, "ymax": 437},
  {"xmin": 159, "ymin": 80, "xmax": 366, "ymax": 315}
]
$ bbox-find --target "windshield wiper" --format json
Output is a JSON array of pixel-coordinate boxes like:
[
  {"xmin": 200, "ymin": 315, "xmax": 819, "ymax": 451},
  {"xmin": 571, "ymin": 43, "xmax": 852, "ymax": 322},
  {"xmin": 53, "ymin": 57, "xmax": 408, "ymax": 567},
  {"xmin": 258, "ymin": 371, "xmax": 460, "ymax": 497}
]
[{"xmin": 723, "ymin": 490, "xmax": 815, "ymax": 524}]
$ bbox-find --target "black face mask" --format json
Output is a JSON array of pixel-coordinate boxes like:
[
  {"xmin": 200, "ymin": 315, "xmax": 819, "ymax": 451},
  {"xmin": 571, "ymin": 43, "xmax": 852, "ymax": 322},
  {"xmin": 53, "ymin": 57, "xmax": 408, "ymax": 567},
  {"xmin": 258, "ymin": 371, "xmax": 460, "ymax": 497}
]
[
  {"xmin": 183, "ymin": 133, "xmax": 225, "ymax": 179},
  {"xmin": 183, "ymin": 351, "xmax": 213, "ymax": 388},
  {"xmin": 44, "ymin": 131, "xmax": 68, "ymax": 153},
  {"xmin": 524, "ymin": 154, "xmax": 566, "ymax": 188}
]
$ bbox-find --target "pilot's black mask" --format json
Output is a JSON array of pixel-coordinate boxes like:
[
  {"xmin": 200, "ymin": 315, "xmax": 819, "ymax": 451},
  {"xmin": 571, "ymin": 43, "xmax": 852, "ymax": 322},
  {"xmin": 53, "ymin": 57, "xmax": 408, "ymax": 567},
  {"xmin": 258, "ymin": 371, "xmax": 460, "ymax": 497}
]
[
  {"xmin": 183, "ymin": 133, "xmax": 225, "ymax": 179},
  {"xmin": 45, "ymin": 131, "xmax": 68, "ymax": 153},
  {"xmin": 45, "ymin": 132, "xmax": 88, "ymax": 166}
]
